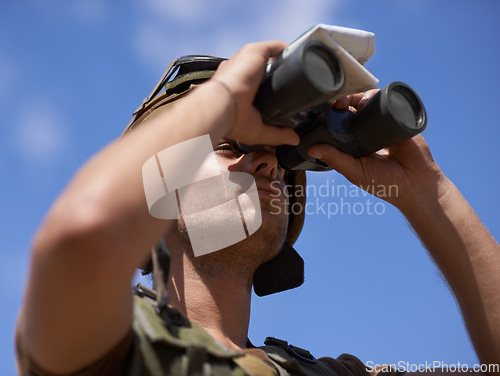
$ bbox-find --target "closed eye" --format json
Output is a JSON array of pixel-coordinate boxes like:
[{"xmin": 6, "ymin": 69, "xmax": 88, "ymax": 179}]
[{"xmin": 215, "ymin": 142, "xmax": 243, "ymax": 158}]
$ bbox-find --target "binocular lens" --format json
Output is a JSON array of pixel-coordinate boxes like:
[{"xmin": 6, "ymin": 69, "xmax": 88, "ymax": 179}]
[
  {"xmin": 304, "ymin": 46, "xmax": 342, "ymax": 92},
  {"xmin": 389, "ymin": 87, "xmax": 426, "ymax": 130}
]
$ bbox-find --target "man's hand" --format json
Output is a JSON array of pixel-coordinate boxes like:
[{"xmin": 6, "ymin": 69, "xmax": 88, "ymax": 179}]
[
  {"xmin": 210, "ymin": 41, "xmax": 300, "ymax": 148},
  {"xmin": 312, "ymin": 91, "xmax": 500, "ymax": 368},
  {"xmin": 308, "ymin": 90, "xmax": 445, "ymax": 211}
]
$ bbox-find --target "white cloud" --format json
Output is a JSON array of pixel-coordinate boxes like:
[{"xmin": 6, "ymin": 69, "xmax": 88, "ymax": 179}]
[
  {"xmin": 245, "ymin": 0, "xmax": 341, "ymax": 41},
  {"xmin": 15, "ymin": 100, "xmax": 68, "ymax": 164},
  {"xmin": 31, "ymin": 0, "xmax": 108, "ymax": 25},
  {"xmin": 142, "ymin": 0, "xmax": 210, "ymax": 22},
  {"xmin": 132, "ymin": 0, "xmax": 344, "ymax": 73},
  {"xmin": 132, "ymin": 23, "xmax": 182, "ymax": 74}
]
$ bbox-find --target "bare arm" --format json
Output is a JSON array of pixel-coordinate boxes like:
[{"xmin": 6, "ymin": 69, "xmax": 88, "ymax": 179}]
[
  {"xmin": 18, "ymin": 41, "xmax": 299, "ymax": 374},
  {"xmin": 400, "ymin": 174, "xmax": 500, "ymax": 368},
  {"xmin": 308, "ymin": 94, "xmax": 500, "ymax": 370},
  {"xmin": 20, "ymin": 78, "xmax": 235, "ymax": 375}
]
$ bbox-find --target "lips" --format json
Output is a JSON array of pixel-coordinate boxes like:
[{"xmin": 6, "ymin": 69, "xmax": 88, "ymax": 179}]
[{"xmin": 256, "ymin": 181, "xmax": 283, "ymax": 199}]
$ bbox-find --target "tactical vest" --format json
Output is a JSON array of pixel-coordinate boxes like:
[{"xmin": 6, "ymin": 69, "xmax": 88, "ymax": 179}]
[{"xmin": 130, "ymin": 284, "xmax": 340, "ymax": 376}]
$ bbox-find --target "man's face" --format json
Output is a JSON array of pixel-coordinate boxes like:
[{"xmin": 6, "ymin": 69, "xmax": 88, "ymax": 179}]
[
  {"xmin": 213, "ymin": 139, "xmax": 289, "ymax": 230},
  {"xmin": 169, "ymin": 138, "xmax": 290, "ymax": 279}
]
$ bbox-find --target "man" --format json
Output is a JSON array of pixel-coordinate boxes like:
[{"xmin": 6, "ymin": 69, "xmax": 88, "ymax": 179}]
[{"xmin": 16, "ymin": 41, "xmax": 500, "ymax": 375}]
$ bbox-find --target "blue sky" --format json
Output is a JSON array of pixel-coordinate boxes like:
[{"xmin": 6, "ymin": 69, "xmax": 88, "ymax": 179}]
[{"xmin": 1, "ymin": 1, "xmax": 499, "ymax": 374}]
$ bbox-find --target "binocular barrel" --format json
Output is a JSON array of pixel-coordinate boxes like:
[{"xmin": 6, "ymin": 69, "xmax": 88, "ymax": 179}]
[
  {"xmin": 276, "ymin": 81, "xmax": 427, "ymax": 171},
  {"xmin": 254, "ymin": 40, "xmax": 344, "ymax": 127},
  {"xmin": 237, "ymin": 38, "xmax": 428, "ymax": 171}
]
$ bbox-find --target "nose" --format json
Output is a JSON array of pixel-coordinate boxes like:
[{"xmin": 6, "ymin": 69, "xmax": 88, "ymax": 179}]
[{"xmin": 246, "ymin": 147, "xmax": 279, "ymax": 180}]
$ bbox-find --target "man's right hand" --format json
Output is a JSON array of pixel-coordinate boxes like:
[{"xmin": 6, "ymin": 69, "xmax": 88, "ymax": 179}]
[{"xmin": 210, "ymin": 41, "xmax": 300, "ymax": 148}]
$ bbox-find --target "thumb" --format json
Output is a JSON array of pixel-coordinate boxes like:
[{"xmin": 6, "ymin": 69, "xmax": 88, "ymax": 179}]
[
  {"xmin": 257, "ymin": 124, "xmax": 300, "ymax": 147},
  {"xmin": 308, "ymin": 144, "xmax": 362, "ymax": 183}
]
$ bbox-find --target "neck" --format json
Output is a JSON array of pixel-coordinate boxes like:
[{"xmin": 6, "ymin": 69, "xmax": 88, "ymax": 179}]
[{"xmin": 166, "ymin": 252, "xmax": 252, "ymax": 350}]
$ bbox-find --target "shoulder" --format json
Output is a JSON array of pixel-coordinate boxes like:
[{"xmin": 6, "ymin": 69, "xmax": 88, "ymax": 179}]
[
  {"xmin": 15, "ymin": 316, "xmax": 133, "ymax": 376},
  {"xmin": 130, "ymin": 285, "xmax": 248, "ymax": 375},
  {"xmin": 13, "ymin": 286, "xmax": 154, "ymax": 376},
  {"xmin": 258, "ymin": 336, "xmax": 374, "ymax": 376}
]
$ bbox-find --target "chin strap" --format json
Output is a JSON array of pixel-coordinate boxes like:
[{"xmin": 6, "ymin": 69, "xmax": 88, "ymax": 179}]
[
  {"xmin": 253, "ymin": 242, "xmax": 304, "ymax": 297},
  {"xmin": 151, "ymin": 238, "xmax": 170, "ymax": 314}
]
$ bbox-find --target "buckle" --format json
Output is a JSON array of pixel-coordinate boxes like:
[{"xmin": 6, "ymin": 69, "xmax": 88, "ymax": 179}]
[
  {"xmin": 130, "ymin": 55, "xmax": 226, "ymax": 126},
  {"xmin": 264, "ymin": 337, "xmax": 317, "ymax": 364}
]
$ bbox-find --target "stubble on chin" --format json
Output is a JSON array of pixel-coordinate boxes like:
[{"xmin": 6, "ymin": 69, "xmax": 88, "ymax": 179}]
[{"xmin": 174, "ymin": 210, "xmax": 288, "ymax": 288}]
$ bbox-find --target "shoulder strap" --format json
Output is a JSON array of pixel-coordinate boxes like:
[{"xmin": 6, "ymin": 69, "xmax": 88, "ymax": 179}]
[{"xmin": 259, "ymin": 337, "xmax": 340, "ymax": 376}]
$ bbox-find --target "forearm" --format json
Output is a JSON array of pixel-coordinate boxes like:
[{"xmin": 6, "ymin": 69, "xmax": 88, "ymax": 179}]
[
  {"xmin": 19, "ymin": 40, "xmax": 296, "ymax": 374},
  {"xmin": 35, "ymin": 81, "xmax": 234, "ymax": 271},
  {"xmin": 400, "ymin": 175, "xmax": 500, "ymax": 368},
  {"xmin": 23, "ymin": 81, "xmax": 235, "ymax": 373}
]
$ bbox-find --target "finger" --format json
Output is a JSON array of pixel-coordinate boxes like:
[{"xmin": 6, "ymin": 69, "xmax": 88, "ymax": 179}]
[
  {"xmin": 259, "ymin": 40, "xmax": 289, "ymax": 58},
  {"xmin": 333, "ymin": 92, "xmax": 364, "ymax": 110},
  {"xmin": 307, "ymin": 144, "xmax": 360, "ymax": 182},
  {"xmin": 386, "ymin": 135, "xmax": 435, "ymax": 169},
  {"xmin": 346, "ymin": 92, "xmax": 366, "ymax": 107},
  {"xmin": 233, "ymin": 40, "xmax": 288, "ymax": 62},
  {"xmin": 257, "ymin": 125, "xmax": 300, "ymax": 147},
  {"xmin": 357, "ymin": 89, "xmax": 379, "ymax": 109},
  {"xmin": 218, "ymin": 41, "xmax": 287, "ymax": 90},
  {"xmin": 334, "ymin": 90, "xmax": 380, "ymax": 111},
  {"xmin": 333, "ymin": 96, "xmax": 350, "ymax": 109}
]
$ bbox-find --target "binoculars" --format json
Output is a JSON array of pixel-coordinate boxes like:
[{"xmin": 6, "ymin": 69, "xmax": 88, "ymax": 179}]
[{"xmin": 235, "ymin": 40, "xmax": 427, "ymax": 171}]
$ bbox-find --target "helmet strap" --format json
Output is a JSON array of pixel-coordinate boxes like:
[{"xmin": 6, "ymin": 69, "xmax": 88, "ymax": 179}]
[
  {"xmin": 151, "ymin": 237, "xmax": 170, "ymax": 314},
  {"xmin": 253, "ymin": 242, "xmax": 304, "ymax": 296}
]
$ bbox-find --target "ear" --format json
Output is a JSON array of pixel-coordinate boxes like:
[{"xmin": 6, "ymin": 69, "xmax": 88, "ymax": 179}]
[{"xmin": 253, "ymin": 242, "xmax": 304, "ymax": 296}]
